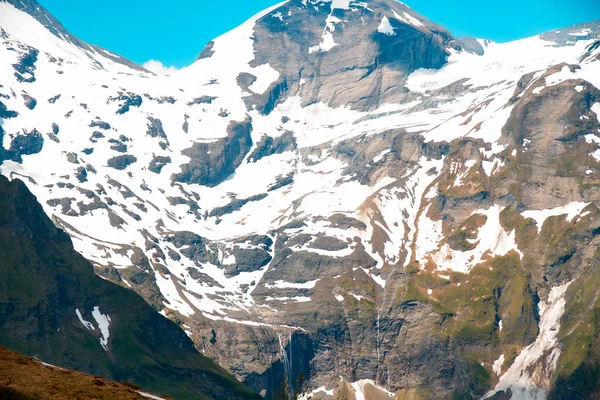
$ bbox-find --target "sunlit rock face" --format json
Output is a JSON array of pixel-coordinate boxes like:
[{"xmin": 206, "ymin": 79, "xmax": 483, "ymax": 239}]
[{"xmin": 1, "ymin": 0, "xmax": 600, "ymax": 397}]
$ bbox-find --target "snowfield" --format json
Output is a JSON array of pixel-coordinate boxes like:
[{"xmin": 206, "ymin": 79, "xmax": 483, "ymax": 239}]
[{"xmin": 1, "ymin": 1, "xmax": 599, "ymax": 398}]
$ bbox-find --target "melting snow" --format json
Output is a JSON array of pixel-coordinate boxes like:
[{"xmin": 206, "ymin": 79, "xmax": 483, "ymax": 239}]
[
  {"xmin": 544, "ymin": 65, "xmax": 580, "ymax": 88},
  {"xmin": 350, "ymin": 380, "xmax": 395, "ymax": 400},
  {"xmin": 592, "ymin": 102, "xmax": 600, "ymax": 122},
  {"xmin": 309, "ymin": 15, "xmax": 341, "ymax": 54},
  {"xmin": 373, "ymin": 149, "xmax": 391, "ymax": 163},
  {"xmin": 91, "ymin": 306, "xmax": 111, "ymax": 351},
  {"xmin": 0, "ymin": 0, "xmax": 598, "ymax": 334},
  {"xmin": 522, "ymin": 202, "xmax": 589, "ymax": 233},
  {"xmin": 492, "ymin": 354, "xmax": 505, "ymax": 376},
  {"xmin": 75, "ymin": 307, "xmax": 111, "ymax": 351},
  {"xmin": 485, "ymin": 281, "xmax": 573, "ymax": 399},
  {"xmin": 138, "ymin": 392, "xmax": 167, "ymax": 400},
  {"xmin": 378, "ymin": 17, "xmax": 395, "ymax": 36},
  {"xmin": 75, "ymin": 309, "xmax": 95, "ymax": 331},
  {"xmin": 569, "ymin": 29, "xmax": 592, "ymax": 37},
  {"xmin": 415, "ymin": 204, "xmax": 444, "ymax": 264},
  {"xmin": 394, "ymin": 11, "xmax": 424, "ymax": 28},
  {"xmin": 299, "ymin": 386, "xmax": 334, "ymax": 400},
  {"xmin": 265, "ymin": 279, "xmax": 319, "ymax": 289},
  {"xmin": 424, "ymin": 205, "xmax": 522, "ymax": 274},
  {"xmin": 451, "ymin": 159, "xmax": 477, "ymax": 187},
  {"xmin": 482, "ymin": 158, "xmax": 505, "ymax": 177}
]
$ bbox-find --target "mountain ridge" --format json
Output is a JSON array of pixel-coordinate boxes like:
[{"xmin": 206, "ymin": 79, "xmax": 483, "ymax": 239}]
[{"xmin": 1, "ymin": 0, "xmax": 600, "ymax": 398}]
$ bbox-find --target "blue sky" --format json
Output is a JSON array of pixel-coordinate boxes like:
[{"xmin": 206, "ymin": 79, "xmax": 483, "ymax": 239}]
[{"xmin": 39, "ymin": 0, "xmax": 600, "ymax": 69}]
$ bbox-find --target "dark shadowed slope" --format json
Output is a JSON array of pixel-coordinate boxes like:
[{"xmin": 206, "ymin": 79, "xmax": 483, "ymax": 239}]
[{"xmin": 0, "ymin": 174, "xmax": 261, "ymax": 400}]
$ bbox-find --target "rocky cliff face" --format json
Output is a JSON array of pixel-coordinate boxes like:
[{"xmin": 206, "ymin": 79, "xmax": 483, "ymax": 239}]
[
  {"xmin": 244, "ymin": 0, "xmax": 453, "ymax": 112},
  {"xmin": 1, "ymin": 0, "xmax": 600, "ymax": 398},
  {"xmin": 0, "ymin": 174, "xmax": 261, "ymax": 400}
]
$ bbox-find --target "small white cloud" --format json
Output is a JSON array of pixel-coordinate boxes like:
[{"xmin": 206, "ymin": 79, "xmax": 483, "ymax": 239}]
[{"xmin": 142, "ymin": 60, "xmax": 179, "ymax": 76}]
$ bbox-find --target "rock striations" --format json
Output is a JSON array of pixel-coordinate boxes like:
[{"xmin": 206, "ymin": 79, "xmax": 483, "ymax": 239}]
[{"xmin": 1, "ymin": 0, "xmax": 600, "ymax": 398}]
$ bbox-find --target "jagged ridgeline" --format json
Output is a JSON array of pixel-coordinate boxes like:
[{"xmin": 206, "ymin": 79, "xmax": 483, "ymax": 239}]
[{"xmin": 1, "ymin": 0, "xmax": 600, "ymax": 398}]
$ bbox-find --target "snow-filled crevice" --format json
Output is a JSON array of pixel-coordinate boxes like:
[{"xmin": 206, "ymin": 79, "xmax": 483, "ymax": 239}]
[{"xmin": 484, "ymin": 281, "xmax": 573, "ymax": 400}]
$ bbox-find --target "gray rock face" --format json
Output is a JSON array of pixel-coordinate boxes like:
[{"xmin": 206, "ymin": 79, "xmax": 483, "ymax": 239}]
[
  {"xmin": 149, "ymin": 155, "xmax": 171, "ymax": 173},
  {"xmin": 107, "ymin": 155, "xmax": 137, "ymax": 170},
  {"xmin": 7, "ymin": 129, "xmax": 43, "ymax": 162},
  {"xmin": 146, "ymin": 117, "xmax": 166, "ymax": 139},
  {"xmin": 188, "ymin": 95, "xmax": 218, "ymax": 106},
  {"xmin": 89, "ymin": 120, "xmax": 111, "ymax": 130},
  {"xmin": 225, "ymin": 247, "xmax": 272, "ymax": 277},
  {"xmin": 109, "ymin": 92, "xmax": 143, "ymax": 115},
  {"xmin": 451, "ymin": 37, "xmax": 487, "ymax": 55},
  {"xmin": 173, "ymin": 118, "xmax": 253, "ymax": 186},
  {"xmin": 241, "ymin": 0, "xmax": 453, "ymax": 112},
  {"xmin": 540, "ymin": 21, "xmax": 600, "ymax": 46},
  {"xmin": 3, "ymin": 1, "xmax": 600, "ymax": 399},
  {"xmin": 12, "ymin": 47, "xmax": 38, "ymax": 83},
  {"xmin": 248, "ymin": 131, "xmax": 297, "ymax": 163},
  {"xmin": 209, "ymin": 193, "xmax": 268, "ymax": 218}
]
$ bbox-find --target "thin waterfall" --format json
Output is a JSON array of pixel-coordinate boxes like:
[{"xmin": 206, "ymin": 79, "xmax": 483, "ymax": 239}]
[{"xmin": 278, "ymin": 332, "xmax": 293, "ymax": 397}]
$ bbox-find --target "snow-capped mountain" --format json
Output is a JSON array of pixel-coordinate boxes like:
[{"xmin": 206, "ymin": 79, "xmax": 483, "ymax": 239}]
[{"xmin": 1, "ymin": 0, "xmax": 600, "ymax": 398}]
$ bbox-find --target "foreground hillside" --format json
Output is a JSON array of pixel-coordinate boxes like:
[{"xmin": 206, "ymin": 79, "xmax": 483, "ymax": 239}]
[{"xmin": 0, "ymin": 346, "xmax": 171, "ymax": 400}]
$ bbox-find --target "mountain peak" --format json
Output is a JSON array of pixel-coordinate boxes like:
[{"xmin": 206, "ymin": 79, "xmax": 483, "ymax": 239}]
[
  {"xmin": 1, "ymin": 1, "xmax": 600, "ymax": 399},
  {"xmin": 1, "ymin": 0, "xmax": 82, "ymax": 47},
  {"xmin": 0, "ymin": 0, "xmax": 147, "ymax": 72},
  {"xmin": 194, "ymin": 0, "xmax": 454, "ymax": 112}
]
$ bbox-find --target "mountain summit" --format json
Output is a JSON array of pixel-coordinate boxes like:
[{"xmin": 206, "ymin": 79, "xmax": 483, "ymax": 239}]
[
  {"xmin": 1, "ymin": 0, "xmax": 600, "ymax": 398},
  {"xmin": 197, "ymin": 0, "xmax": 454, "ymax": 111}
]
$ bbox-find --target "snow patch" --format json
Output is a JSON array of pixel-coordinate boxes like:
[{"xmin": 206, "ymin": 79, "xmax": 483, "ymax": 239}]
[
  {"xmin": 309, "ymin": 15, "xmax": 341, "ymax": 53},
  {"xmin": 75, "ymin": 309, "xmax": 95, "ymax": 331},
  {"xmin": 451, "ymin": 159, "xmax": 477, "ymax": 187},
  {"xmin": 569, "ymin": 28, "xmax": 591, "ymax": 37},
  {"xmin": 482, "ymin": 158, "xmax": 505, "ymax": 177},
  {"xmin": 522, "ymin": 202, "xmax": 589, "ymax": 233},
  {"xmin": 299, "ymin": 386, "xmax": 334, "ymax": 400},
  {"xmin": 378, "ymin": 17, "xmax": 395, "ymax": 36},
  {"xmin": 485, "ymin": 281, "xmax": 573, "ymax": 399},
  {"xmin": 424, "ymin": 205, "xmax": 523, "ymax": 274},
  {"xmin": 391, "ymin": 10, "xmax": 424, "ymax": 28},
  {"xmin": 592, "ymin": 102, "xmax": 600, "ymax": 122},
  {"xmin": 138, "ymin": 392, "xmax": 167, "ymax": 400},
  {"xmin": 265, "ymin": 279, "xmax": 319, "ymax": 289},
  {"xmin": 91, "ymin": 306, "xmax": 111, "ymax": 351},
  {"xmin": 350, "ymin": 379, "xmax": 395, "ymax": 400},
  {"xmin": 493, "ymin": 354, "xmax": 505, "ymax": 376},
  {"xmin": 373, "ymin": 149, "xmax": 391, "ymax": 163}
]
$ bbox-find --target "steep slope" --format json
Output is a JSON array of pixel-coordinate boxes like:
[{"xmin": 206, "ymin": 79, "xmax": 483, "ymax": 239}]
[
  {"xmin": 239, "ymin": 0, "xmax": 454, "ymax": 111},
  {"xmin": 0, "ymin": 174, "xmax": 260, "ymax": 400},
  {"xmin": 0, "ymin": 346, "xmax": 171, "ymax": 400},
  {"xmin": 1, "ymin": 0, "xmax": 600, "ymax": 398}
]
